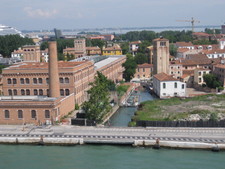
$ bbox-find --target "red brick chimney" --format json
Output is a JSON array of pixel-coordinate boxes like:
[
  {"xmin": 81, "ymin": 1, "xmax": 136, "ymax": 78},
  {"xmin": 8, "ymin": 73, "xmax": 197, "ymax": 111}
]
[{"xmin": 48, "ymin": 41, "xmax": 60, "ymax": 97}]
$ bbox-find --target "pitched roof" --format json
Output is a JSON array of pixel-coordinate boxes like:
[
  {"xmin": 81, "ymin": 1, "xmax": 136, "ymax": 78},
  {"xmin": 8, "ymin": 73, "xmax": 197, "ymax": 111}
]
[
  {"xmin": 215, "ymin": 64, "xmax": 225, "ymax": 69},
  {"xmin": 201, "ymin": 49, "xmax": 225, "ymax": 55},
  {"xmin": 177, "ymin": 48, "xmax": 189, "ymax": 53},
  {"xmin": 186, "ymin": 54, "xmax": 208, "ymax": 60},
  {"xmin": 137, "ymin": 63, "xmax": 153, "ymax": 68},
  {"xmin": 130, "ymin": 41, "xmax": 141, "ymax": 44},
  {"xmin": 154, "ymin": 72, "xmax": 178, "ymax": 81},
  {"xmin": 176, "ymin": 42, "xmax": 193, "ymax": 47}
]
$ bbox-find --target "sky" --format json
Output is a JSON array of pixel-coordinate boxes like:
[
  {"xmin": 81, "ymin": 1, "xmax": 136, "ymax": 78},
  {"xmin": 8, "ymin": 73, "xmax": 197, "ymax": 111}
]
[{"xmin": 0, "ymin": 0, "xmax": 225, "ymax": 30}]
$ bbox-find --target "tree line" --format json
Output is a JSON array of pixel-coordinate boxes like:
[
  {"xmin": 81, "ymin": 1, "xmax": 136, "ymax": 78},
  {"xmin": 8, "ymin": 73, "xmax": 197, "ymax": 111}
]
[{"xmin": 0, "ymin": 35, "xmax": 34, "ymax": 57}]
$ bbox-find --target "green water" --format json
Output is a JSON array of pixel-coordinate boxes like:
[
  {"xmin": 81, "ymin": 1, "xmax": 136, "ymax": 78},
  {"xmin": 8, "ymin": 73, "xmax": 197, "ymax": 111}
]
[{"xmin": 0, "ymin": 145, "xmax": 224, "ymax": 169}]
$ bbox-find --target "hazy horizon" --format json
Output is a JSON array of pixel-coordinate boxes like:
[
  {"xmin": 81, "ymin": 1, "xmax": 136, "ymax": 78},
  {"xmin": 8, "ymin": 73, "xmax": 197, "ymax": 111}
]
[{"xmin": 1, "ymin": 0, "xmax": 224, "ymax": 30}]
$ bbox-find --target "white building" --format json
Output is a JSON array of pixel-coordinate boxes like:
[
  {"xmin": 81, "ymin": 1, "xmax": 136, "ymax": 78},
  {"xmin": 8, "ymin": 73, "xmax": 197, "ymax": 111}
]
[
  {"xmin": 129, "ymin": 41, "xmax": 141, "ymax": 56},
  {"xmin": 153, "ymin": 72, "xmax": 186, "ymax": 98}
]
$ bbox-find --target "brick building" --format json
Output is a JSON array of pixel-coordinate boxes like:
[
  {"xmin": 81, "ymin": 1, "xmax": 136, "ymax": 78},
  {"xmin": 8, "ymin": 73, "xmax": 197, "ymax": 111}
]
[{"xmin": 134, "ymin": 63, "xmax": 153, "ymax": 81}]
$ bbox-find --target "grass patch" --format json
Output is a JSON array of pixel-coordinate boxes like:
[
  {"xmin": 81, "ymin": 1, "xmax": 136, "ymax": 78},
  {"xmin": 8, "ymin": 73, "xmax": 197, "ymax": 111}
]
[{"xmin": 132, "ymin": 94, "xmax": 225, "ymax": 122}]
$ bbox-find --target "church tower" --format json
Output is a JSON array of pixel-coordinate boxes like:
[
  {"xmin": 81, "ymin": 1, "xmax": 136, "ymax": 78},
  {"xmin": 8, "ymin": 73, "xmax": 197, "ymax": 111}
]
[{"xmin": 153, "ymin": 37, "xmax": 170, "ymax": 75}]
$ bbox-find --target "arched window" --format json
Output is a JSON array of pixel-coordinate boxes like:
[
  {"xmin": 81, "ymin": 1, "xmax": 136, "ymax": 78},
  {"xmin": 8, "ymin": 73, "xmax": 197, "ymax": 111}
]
[
  {"xmin": 20, "ymin": 78, "xmax": 25, "ymax": 84},
  {"xmin": 65, "ymin": 77, "xmax": 69, "ymax": 83},
  {"xmin": 174, "ymin": 82, "xmax": 177, "ymax": 88},
  {"xmin": 13, "ymin": 78, "xmax": 17, "ymax": 84},
  {"xmin": 21, "ymin": 89, "xmax": 25, "ymax": 95},
  {"xmin": 25, "ymin": 78, "xmax": 30, "ymax": 84},
  {"xmin": 8, "ymin": 89, "xmax": 12, "ymax": 95},
  {"xmin": 31, "ymin": 110, "xmax": 36, "ymax": 119},
  {"xmin": 13, "ymin": 89, "xmax": 17, "ymax": 96},
  {"xmin": 4, "ymin": 110, "xmax": 10, "ymax": 119},
  {"xmin": 39, "ymin": 89, "xmax": 43, "ymax": 96},
  {"xmin": 60, "ymin": 89, "xmax": 64, "ymax": 96},
  {"xmin": 163, "ymin": 83, "xmax": 166, "ymax": 89},
  {"xmin": 45, "ymin": 110, "xmax": 50, "ymax": 118},
  {"xmin": 47, "ymin": 89, "xmax": 49, "ymax": 96},
  {"xmin": 7, "ymin": 79, "xmax": 12, "ymax": 84},
  {"xmin": 46, "ymin": 78, "xmax": 49, "ymax": 84},
  {"xmin": 18, "ymin": 110, "xmax": 23, "ymax": 119},
  {"xmin": 34, "ymin": 89, "xmax": 38, "ymax": 95},
  {"xmin": 26, "ymin": 89, "xmax": 30, "ymax": 95},
  {"xmin": 38, "ymin": 78, "xmax": 43, "ymax": 84},
  {"xmin": 65, "ymin": 89, "xmax": 70, "ymax": 96},
  {"xmin": 59, "ymin": 77, "xmax": 64, "ymax": 83},
  {"xmin": 33, "ymin": 78, "xmax": 37, "ymax": 84}
]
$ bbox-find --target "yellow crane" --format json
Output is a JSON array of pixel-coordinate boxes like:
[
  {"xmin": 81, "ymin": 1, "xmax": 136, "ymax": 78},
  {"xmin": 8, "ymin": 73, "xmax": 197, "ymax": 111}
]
[{"xmin": 176, "ymin": 17, "xmax": 200, "ymax": 32}]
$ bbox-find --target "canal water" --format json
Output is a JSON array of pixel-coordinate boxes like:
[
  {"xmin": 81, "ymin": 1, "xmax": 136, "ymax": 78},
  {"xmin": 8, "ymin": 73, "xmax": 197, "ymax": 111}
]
[
  {"xmin": 0, "ymin": 144, "xmax": 224, "ymax": 169},
  {"xmin": 110, "ymin": 89, "xmax": 155, "ymax": 127}
]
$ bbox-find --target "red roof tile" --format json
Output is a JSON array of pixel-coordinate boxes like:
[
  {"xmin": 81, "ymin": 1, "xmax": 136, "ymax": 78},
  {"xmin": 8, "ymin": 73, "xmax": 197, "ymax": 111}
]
[{"xmin": 154, "ymin": 72, "xmax": 178, "ymax": 81}]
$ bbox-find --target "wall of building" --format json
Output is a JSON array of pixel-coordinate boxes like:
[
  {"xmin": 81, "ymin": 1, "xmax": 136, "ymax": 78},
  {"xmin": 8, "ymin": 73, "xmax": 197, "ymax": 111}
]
[
  {"xmin": 0, "ymin": 94, "xmax": 75, "ymax": 125},
  {"xmin": 153, "ymin": 79, "xmax": 186, "ymax": 98}
]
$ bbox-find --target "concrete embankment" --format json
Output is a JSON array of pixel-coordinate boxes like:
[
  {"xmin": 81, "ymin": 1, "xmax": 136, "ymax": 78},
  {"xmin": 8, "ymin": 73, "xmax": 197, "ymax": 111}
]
[
  {"xmin": 1, "ymin": 136, "xmax": 225, "ymax": 151},
  {"xmin": 0, "ymin": 137, "xmax": 84, "ymax": 145},
  {"xmin": 133, "ymin": 140, "xmax": 225, "ymax": 150}
]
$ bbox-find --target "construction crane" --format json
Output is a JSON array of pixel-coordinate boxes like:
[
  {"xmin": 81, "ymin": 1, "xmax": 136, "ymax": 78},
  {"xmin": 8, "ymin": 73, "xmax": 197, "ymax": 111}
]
[{"xmin": 176, "ymin": 17, "xmax": 200, "ymax": 32}]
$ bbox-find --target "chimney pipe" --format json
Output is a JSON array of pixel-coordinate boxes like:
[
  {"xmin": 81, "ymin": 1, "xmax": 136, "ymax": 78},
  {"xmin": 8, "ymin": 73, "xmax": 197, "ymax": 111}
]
[{"xmin": 48, "ymin": 41, "xmax": 60, "ymax": 98}]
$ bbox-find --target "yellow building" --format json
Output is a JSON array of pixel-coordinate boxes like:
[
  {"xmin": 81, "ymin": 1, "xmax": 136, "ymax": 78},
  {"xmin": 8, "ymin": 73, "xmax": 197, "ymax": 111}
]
[{"xmin": 102, "ymin": 45, "xmax": 122, "ymax": 56}]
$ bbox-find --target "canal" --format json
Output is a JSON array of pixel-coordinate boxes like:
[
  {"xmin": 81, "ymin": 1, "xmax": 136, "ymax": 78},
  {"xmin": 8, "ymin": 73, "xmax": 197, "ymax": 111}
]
[
  {"xmin": 1, "ymin": 144, "xmax": 224, "ymax": 169},
  {"xmin": 110, "ymin": 89, "xmax": 155, "ymax": 127}
]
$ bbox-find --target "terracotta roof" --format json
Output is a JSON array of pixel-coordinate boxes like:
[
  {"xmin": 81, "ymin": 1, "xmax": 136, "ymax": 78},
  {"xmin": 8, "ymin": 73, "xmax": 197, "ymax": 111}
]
[
  {"xmin": 86, "ymin": 46, "xmax": 100, "ymax": 50},
  {"xmin": 177, "ymin": 48, "xmax": 189, "ymax": 53},
  {"xmin": 192, "ymin": 32, "xmax": 210, "ymax": 37},
  {"xmin": 5, "ymin": 61, "xmax": 92, "ymax": 70},
  {"xmin": 153, "ymin": 37, "xmax": 168, "ymax": 41},
  {"xmin": 215, "ymin": 64, "xmax": 225, "ymax": 69},
  {"xmin": 130, "ymin": 41, "xmax": 141, "ymax": 44},
  {"xmin": 186, "ymin": 54, "xmax": 208, "ymax": 60},
  {"xmin": 170, "ymin": 60, "xmax": 182, "ymax": 65},
  {"xmin": 181, "ymin": 70, "xmax": 194, "ymax": 79},
  {"xmin": 194, "ymin": 44, "xmax": 219, "ymax": 50},
  {"xmin": 201, "ymin": 49, "xmax": 225, "ymax": 55},
  {"xmin": 137, "ymin": 63, "xmax": 153, "ymax": 68},
  {"xmin": 154, "ymin": 72, "xmax": 178, "ymax": 81},
  {"xmin": 176, "ymin": 42, "xmax": 193, "ymax": 47}
]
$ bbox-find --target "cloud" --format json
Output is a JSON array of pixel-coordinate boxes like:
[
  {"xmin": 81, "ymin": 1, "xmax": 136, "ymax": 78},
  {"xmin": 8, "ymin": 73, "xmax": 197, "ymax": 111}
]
[{"xmin": 24, "ymin": 7, "xmax": 58, "ymax": 18}]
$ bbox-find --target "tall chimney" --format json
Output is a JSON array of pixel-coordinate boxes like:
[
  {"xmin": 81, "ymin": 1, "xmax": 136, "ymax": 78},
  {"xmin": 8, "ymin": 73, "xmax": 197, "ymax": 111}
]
[{"xmin": 48, "ymin": 41, "xmax": 60, "ymax": 97}]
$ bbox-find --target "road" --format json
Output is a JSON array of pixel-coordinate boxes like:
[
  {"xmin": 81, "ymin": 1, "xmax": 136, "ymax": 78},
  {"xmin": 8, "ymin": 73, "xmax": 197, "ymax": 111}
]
[{"xmin": 0, "ymin": 125, "xmax": 225, "ymax": 144}]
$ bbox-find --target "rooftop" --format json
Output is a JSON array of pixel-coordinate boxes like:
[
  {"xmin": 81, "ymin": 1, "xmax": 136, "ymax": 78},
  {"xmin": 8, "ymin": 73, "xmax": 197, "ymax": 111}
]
[
  {"xmin": 4, "ymin": 61, "xmax": 90, "ymax": 70},
  {"xmin": 94, "ymin": 55, "xmax": 125, "ymax": 70},
  {"xmin": 176, "ymin": 42, "xmax": 193, "ymax": 47},
  {"xmin": 0, "ymin": 96, "xmax": 57, "ymax": 102},
  {"xmin": 154, "ymin": 72, "xmax": 178, "ymax": 81},
  {"xmin": 137, "ymin": 63, "xmax": 153, "ymax": 68}
]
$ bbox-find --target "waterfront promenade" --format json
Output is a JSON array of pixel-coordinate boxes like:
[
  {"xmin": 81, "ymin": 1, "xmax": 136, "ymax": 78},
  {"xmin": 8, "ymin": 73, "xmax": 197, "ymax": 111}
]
[{"xmin": 0, "ymin": 125, "xmax": 225, "ymax": 150}]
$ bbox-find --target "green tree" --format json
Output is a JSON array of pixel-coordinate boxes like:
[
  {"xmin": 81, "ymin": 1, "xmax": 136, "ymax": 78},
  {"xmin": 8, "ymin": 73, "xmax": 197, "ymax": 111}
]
[
  {"xmin": 82, "ymin": 72, "xmax": 113, "ymax": 123},
  {"xmin": 135, "ymin": 53, "xmax": 148, "ymax": 64},
  {"xmin": 122, "ymin": 54, "xmax": 137, "ymax": 81},
  {"xmin": 203, "ymin": 74, "xmax": 223, "ymax": 89},
  {"xmin": 0, "ymin": 35, "xmax": 34, "ymax": 57},
  {"xmin": 120, "ymin": 42, "xmax": 129, "ymax": 55},
  {"xmin": 170, "ymin": 44, "xmax": 178, "ymax": 56}
]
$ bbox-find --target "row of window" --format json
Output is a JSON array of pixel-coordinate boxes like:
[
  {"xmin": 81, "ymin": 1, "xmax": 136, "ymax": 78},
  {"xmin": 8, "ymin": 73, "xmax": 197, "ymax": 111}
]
[
  {"xmin": 7, "ymin": 77, "xmax": 70, "ymax": 85},
  {"xmin": 4, "ymin": 110, "xmax": 50, "ymax": 119},
  {"xmin": 162, "ymin": 82, "xmax": 185, "ymax": 89},
  {"xmin": 8, "ymin": 89, "xmax": 70, "ymax": 96},
  {"xmin": 137, "ymin": 68, "xmax": 146, "ymax": 72}
]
